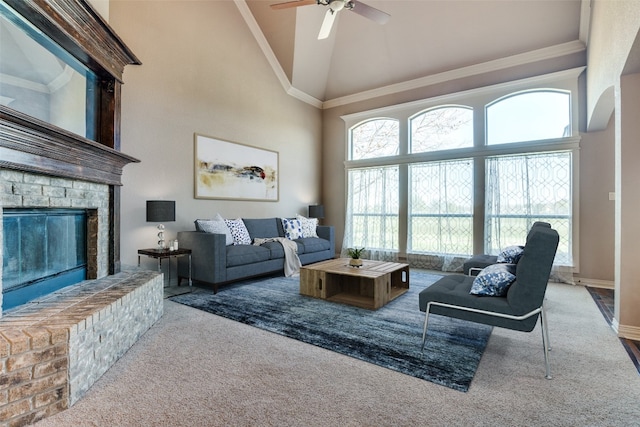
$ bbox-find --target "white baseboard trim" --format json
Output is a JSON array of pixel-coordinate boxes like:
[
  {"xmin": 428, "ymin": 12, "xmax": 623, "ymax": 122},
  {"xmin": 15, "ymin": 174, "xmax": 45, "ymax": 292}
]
[
  {"xmin": 618, "ymin": 324, "xmax": 640, "ymax": 341},
  {"xmin": 573, "ymin": 276, "xmax": 614, "ymax": 289}
]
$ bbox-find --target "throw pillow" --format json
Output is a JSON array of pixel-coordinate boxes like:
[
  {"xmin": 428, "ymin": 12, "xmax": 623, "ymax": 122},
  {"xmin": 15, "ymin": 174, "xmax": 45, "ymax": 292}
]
[
  {"xmin": 296, "ymin": 214, "xmax": 318, "ymax": 238},
  {"xmin": 497, "ymin": 245, "xmax": 525, "ymax": 264},
  {"xmin": 224, "ymin": 218, "xmax": 252, "ymax": 245},
  {"xmin": 470, "ymin": 263, "xmax": 517, "ymax": 297},
  {"xmin": 281, "ymin": 218, "xmax": 304, "ymax": 240},
  {"xmin": 195, "ymin": 215, "xmax": 233, "ymax": 246}
]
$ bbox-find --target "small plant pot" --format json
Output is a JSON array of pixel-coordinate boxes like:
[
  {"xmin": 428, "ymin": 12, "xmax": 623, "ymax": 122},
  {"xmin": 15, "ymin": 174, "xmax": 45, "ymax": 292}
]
[{"xmin": 349, "ymin": 258, "xmax": 363, "ymax": 268}]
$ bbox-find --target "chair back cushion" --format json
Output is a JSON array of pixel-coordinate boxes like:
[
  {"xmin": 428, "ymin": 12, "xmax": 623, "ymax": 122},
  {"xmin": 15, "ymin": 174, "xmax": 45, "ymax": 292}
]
[{"xmin": 507, "ymin": 227, "xmax": 559, "ymax": 313}]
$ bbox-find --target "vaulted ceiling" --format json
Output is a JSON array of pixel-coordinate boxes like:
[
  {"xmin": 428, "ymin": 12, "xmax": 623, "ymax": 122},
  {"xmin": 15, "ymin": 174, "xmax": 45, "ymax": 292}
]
[{"xmin": 242, "ymin": 0, "xmax": 586, "ymax": 107}]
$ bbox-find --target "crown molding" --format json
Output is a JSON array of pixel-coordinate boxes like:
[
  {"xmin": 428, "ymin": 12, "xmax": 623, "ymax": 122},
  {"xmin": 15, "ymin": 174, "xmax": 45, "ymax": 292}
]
[
  {"xmin": 237, "ymin": 0, "xmax": 586, "ymax": 111},
  {"xmin": 234, "ymin": 0, "xmax": 323, "ymax": 109},
  {"xmin": 323, "ymin": 40, "xmax": 586, "ymax": 109}
]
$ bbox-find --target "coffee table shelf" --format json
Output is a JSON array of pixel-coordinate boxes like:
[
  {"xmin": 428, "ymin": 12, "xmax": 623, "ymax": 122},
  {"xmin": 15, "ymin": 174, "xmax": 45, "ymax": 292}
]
[{"xmin": 300, "ymin": 258, "xmax": 410, "ymax": 310}]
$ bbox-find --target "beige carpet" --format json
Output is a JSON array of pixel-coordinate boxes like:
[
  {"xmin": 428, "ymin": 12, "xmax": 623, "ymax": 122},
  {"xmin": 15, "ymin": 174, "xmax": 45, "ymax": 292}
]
[{"xmin": 35, "ymin": 280, "xmax": 640, "ymax": 426}]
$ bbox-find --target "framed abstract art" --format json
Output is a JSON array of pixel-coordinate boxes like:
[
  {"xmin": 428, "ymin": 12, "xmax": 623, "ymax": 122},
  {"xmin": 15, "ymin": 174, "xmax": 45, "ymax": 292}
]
[{"xmin": 194, "ymin": 133, "xmax": 279, "ymax": 201}]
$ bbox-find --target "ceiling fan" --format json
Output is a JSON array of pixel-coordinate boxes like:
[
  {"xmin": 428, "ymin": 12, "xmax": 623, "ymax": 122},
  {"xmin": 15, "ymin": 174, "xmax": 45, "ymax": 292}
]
[{"xmin": 270, "ymin": 0, "xmax": 390, "ymax": 40}]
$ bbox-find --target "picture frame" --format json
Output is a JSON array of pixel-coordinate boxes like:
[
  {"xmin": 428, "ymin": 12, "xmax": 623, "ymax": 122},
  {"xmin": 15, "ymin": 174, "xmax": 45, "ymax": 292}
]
[{"xmin": 194, "ymin": 133, "xmax": 279, "ymax": 201}]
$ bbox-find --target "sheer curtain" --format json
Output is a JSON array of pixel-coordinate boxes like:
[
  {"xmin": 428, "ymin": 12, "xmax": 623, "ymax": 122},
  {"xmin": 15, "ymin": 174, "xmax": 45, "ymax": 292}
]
[
  {"xmin": 341, "ymin": 167, "xmax": 399, "ymax": 261},
  {"xmin": 406, "ymin": 159, "xmax": 473, "ymax": 272},
  {"xmin": 485, "ymin": 152, "xmax": 574, "ymax": 284}
]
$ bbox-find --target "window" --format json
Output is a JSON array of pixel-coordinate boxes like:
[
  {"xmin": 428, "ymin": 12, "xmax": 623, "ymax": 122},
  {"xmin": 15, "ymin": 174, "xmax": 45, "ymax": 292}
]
[
  {"xmin": 345, "ymin": 167, "xmax": 399, "ymax": 252},
  {"xmin": 409, "ymin": 159, "xmax": 473, "ymax": 255},
  {"xmin": 486, "ymin": 90, "xmax": 571, "ymax": 145},
  {"xmin": 343, "ymin": 71, "xmax": 580, "ymax": 274},
  {"xmin": 350, "ymin": 119, "xmax": 399, "ymax": 160},
  {"xmin": 485, "ymin": 152, "xmax": 572, "ymax": 264},
  {"xmin": 410, "ymin": 106, "xmax": 473, "ymax": 153}
]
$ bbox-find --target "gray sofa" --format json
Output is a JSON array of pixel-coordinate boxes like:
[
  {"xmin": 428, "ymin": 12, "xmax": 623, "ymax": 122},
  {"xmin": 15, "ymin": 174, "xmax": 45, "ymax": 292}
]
[{"xmin": 176, "ymin": 218, "xmax": 335, "ymax": 293}]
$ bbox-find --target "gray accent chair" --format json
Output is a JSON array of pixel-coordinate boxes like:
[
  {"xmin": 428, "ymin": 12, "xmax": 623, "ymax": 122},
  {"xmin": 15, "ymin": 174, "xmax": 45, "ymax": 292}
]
[
  {"xmin": 419, "ymin": 225, "xmax": 559, "ymax": 379},
  {"xmin": 462, "ymin": 221, "xmax": 552, "ymax": 275}
]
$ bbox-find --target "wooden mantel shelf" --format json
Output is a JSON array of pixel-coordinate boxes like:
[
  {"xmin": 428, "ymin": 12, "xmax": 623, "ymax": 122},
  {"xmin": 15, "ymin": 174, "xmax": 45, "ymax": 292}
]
[{"xmin": 0, "ymin": 106, "xmax": 140, "ymax": 186}]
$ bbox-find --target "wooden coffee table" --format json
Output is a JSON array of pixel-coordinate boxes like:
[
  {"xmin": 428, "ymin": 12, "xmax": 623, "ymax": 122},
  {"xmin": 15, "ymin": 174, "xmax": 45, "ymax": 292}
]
[{"xmin": 300, "ymin": 258, "xmax": 410, "ymax": 310}]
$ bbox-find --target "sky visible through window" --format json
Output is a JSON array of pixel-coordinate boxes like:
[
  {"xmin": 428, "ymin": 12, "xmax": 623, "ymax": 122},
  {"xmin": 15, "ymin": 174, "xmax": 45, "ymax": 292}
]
[{"xmin": 486, "ymin": 91, "xmax": 571, "ymax": 144}]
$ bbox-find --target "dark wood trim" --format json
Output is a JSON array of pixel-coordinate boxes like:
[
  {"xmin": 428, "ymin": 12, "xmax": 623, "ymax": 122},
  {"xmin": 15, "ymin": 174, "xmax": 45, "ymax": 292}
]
[
  {"xmin": 110, "ymin": 186, "xmax": 121, "ymax": 275},
  {"xmin": 100, "ymin": 80, "xmax": 120, "ymax": 151},
  {"xmin": 86, "ymin": 209, "xmax": 99, "ymax": 280},
  {"xmin": 3, "ymin": 0, "xmax": 141, "ymax": 82},
  {"xmin": 0, "ymin": 106, "xmax": 139, "ymax": 186}
]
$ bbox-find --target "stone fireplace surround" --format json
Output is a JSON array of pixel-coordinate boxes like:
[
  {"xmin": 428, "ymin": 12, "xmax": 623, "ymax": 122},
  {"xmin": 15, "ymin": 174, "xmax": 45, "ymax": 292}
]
[
  {"xmin": 0, "ymin": 170, "xmax": 163, "ymax": 426},
  {"xmin": 0, "ymin": 1, "xmax": 153, "ymax": 424}
]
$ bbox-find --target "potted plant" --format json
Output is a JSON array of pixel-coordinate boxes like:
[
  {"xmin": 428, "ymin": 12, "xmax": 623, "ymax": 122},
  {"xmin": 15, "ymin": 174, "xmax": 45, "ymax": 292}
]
[{"xmin": 347, "ymin": 247, "xmax": 365, "ymax": 267}]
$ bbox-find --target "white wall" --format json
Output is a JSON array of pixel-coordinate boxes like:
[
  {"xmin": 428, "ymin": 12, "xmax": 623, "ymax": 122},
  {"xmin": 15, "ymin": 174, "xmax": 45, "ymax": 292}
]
[{"xmin": 109, "ymin": 1, "xmax": 322, "ymax": 271}]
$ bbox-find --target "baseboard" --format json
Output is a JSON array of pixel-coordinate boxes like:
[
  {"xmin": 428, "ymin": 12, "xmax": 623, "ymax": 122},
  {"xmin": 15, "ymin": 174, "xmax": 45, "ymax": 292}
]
[
  {"xmin": 618, "ymin": 324, "xmax": 640, "ymax": 341},
  {"xmin": 574, "ymin": 276, "xmax": 614, "ymax": 289}
]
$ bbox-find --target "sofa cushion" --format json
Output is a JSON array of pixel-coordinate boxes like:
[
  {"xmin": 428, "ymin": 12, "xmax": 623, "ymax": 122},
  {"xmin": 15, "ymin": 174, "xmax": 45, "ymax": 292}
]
[
  {"xmin": 470, "ymin": 263, "xmax": 517, "ymax": 297},
  {"xmin": 497, "ymin": 245, "xmax": 525, "ymax": 264},
  {"xmin": 195, "ymin": 215, "xmax": 233, "ymax": 246},
  {"xmin": 259, "ymin": 241, "xmax": 285, "ymax": 259},
  {"xmin": 281, "ymin": 218, "xmax": 304, "ymax": 240},
  {"xmin": 224, "ymin": 218, "xmax": 252, "ymax": 245},
  {"xmin": 226, "ymin": 244, "xmax": 270, "ymax": 267},
  {"xmin": 243, "ymin": 218, "xmax": 280, "ymax": 240},
  {"xmin": 296, "ymin": 214, "xmax": 319, "ymax": 238},
  {"xmin": 296, "ymin": 237, "xmax": 330, "ymax": 254}
]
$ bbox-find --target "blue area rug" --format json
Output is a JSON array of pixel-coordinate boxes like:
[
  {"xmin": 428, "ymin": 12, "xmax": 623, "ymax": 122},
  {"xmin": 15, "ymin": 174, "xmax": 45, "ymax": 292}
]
[{"xmin": 170, "ymin": 271, "xmax": 492, "ymax": 392}]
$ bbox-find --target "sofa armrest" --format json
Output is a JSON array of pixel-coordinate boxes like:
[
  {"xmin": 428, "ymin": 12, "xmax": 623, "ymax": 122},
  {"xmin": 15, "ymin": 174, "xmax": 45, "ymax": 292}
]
[
  {"xmin": 177, "ymin": 231, "xmax": 227, "ymax": 285},
  {"xmin": 317, "ymin": 225, "xmax": 335, "ymax": 258}
]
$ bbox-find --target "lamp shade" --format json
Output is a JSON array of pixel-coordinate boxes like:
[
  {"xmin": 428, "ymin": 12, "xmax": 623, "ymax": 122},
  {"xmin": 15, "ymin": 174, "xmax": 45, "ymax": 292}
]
[
  {"xmin": 146, "ymin": 200, "xmax": 175, "ymax": 222},
  {"xmin": 308, "ymin": 204, "xmax": 324, "ymax": 219}
]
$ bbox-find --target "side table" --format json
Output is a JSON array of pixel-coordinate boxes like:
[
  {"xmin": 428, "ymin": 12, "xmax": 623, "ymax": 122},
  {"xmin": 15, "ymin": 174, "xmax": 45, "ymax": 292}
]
[{"xmin": 138, "ymin": 248, "xmax": 192, "ymax": 290}]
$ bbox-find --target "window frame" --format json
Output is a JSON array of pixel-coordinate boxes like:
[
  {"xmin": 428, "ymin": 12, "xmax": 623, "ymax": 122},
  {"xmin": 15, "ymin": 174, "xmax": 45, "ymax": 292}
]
[{"xmin": 342, "ymin": 67, "xmax": 583, "ymax": 271}]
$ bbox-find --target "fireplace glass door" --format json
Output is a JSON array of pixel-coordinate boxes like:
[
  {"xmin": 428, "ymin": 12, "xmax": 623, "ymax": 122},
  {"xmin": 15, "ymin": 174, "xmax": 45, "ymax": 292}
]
[{"xmin": 3, "ymin": 208, "xmax": 87, "ymax": 310}]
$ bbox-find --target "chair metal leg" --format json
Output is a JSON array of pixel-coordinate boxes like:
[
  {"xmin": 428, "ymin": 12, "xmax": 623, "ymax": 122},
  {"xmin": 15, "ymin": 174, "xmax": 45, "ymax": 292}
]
[
  {"xmin": 421, "ymin": 305, "xmax": 431, "ymax": 352},
  {"xmin": 540, "ymin": 306, "xmax": 552, "ymax": 379},
  {"xmin": 541, "ymin": 303, "xmax": 551, "ymax": 351}
]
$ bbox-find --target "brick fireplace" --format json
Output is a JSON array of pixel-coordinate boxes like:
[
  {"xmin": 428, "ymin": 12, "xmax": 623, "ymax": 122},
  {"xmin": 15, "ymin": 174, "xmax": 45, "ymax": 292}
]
[
  {"xmin": 0, "ymin": 170, "xmax": 164, "ymax": 427},
  {"xmin": 0, "ymin": 1, "xmax": 156, "ymax": 425},
  {"xmin": 0, "ymin": 170, "xmax": 110, "ymax": 311}
]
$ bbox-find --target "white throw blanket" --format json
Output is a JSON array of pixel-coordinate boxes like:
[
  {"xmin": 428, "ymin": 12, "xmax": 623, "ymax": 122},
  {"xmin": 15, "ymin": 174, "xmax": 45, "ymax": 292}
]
[{"xmin": 253, "ymin": 237, "xmax": 302, "ymax": 277}]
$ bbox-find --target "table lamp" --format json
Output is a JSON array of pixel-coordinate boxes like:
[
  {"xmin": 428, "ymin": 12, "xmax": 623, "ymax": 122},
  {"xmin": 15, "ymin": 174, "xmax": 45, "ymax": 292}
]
[
  {"xmin": 308, "ymin": 204, "xmax": 324, "ymax": 220},
  {"xmin": 146, "ymin": 200, "xmax": 175, "ymax": 249}
]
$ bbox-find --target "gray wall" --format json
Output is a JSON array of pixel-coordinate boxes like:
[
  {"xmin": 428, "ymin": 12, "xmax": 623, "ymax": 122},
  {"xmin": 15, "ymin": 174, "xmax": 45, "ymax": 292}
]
[{"xmin": 109, "ymin": 1, "xmax": 323, "ymax": 271}]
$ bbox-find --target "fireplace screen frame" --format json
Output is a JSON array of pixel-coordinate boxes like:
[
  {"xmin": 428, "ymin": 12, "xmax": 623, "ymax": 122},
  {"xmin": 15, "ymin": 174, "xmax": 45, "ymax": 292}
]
[{"xmin": 2, "ymin": 208, "xmax": 92, "ymax": 310}]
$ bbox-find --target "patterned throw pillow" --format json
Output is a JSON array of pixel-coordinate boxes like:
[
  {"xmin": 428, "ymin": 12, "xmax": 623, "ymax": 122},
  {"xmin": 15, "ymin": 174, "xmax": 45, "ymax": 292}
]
[
  {"xmin": 224, "ymin": 218, "xmax": 252, "ymax": 245},
  {"xmin": 470, "ymin": 263, "xmax": 517, "ymax": 297},
  {"xmin": 195, "ymin": 214, "xmax": 233, "ymax": 246},
  {"xmin": 296, "ymin": 214, "xmax": 318, "ymax": 238},
  {"xmin": 496, "ymin": 245, "xmax": 525, "ymax": 264},
  {"xmin": 281, "ymin": 218, "xmax": 304, "ymax": 240}
]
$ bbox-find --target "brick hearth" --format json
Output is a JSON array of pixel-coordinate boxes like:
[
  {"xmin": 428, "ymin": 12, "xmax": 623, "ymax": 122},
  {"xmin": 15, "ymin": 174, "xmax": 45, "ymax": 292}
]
[{"xmin": 0, "ymin": 270, "xmax": 163, "ymax": 426}]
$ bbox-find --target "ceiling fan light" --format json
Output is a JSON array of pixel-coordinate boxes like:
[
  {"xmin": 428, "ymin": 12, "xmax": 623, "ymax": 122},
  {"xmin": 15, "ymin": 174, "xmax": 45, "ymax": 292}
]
[{"xmin": 329, "ymin": 0, "xmax": 345, "ymax": 12}]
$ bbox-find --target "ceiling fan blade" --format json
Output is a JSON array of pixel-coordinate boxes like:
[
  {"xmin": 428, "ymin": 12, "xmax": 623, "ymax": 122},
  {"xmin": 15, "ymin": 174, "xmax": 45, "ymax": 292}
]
[
  {"xmin": 270, "ymin": 0, "xmax": 317, "ymax": 10},
  {"xmin": 349, "ymin": 0, "xmax": 390, "ymax": 24},
  {"xmin": 318, "ymin": 9, "xmax": 337, "ymax": 39}
]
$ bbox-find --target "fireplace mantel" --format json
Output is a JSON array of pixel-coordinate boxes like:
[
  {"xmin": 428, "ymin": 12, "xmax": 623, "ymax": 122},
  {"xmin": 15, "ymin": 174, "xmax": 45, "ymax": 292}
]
[
  {"xmin": 0, "ymin": 106, "xmax": 139, "ymax": 186},
  {"xmin": 0, "ymin": 0, "xmax": 141, "ymax": 277}
]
